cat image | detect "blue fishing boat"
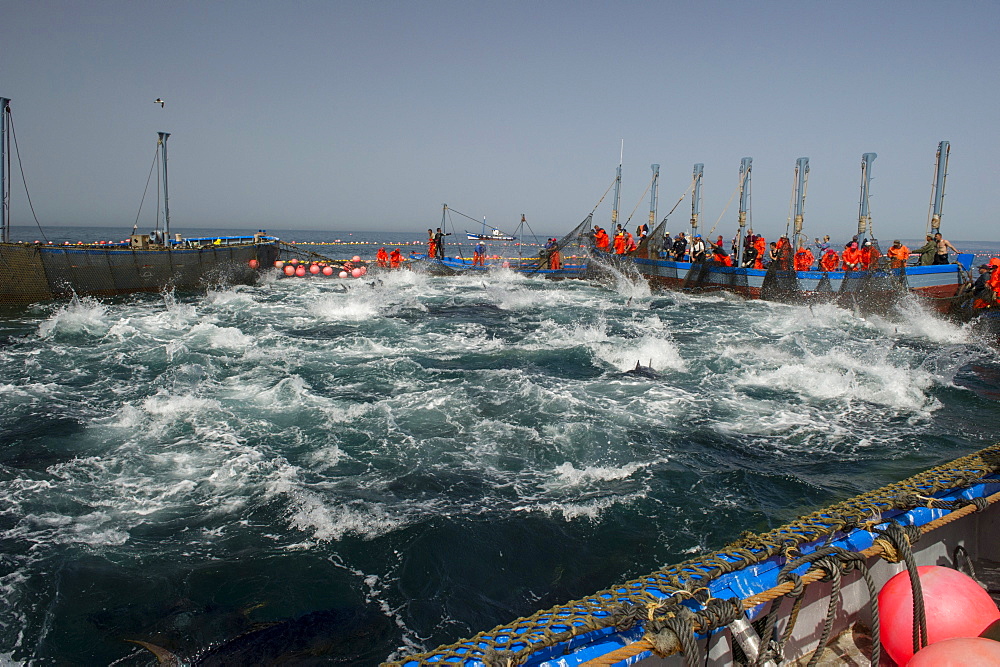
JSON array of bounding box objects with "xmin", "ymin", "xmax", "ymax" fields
[{"xmin": 600, "ymin": 145, "xmax": 973, "ymax": 313}]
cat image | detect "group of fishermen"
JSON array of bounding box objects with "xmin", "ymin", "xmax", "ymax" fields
[
  {"xmin": 375, "ymin": 247, "xmax": 404, "ymax": 269},
  {"xmin": 591, "ymin": 223, "xmax": 961, "ymax": 273}
]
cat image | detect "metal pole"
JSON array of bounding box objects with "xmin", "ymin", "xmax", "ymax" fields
[
  {"xmin": 158, "ymin": 132, "xmax": 171, "ymax": 242},
  {"xmin": 612, "ymin": 143, "xmax": 622, "ymax": 228},
  {"xmin": 930, "ymin": 141, "xmax": 949, "ymax": 233},
  {"xmin": 0, "ymin": 98, "xmax": 9, "ymax": 243},
  {"xmin": 691, "ymin": 163, "xmax": 704, "ymax": 236},
  {"xmin": 649, "ymin": 164, "xmax": 659, "ymax": 230},
  {"xmin": 736, "ymin": 157, "xmax": 752, "ymax": 267},
  {"xmin": 857, "ymin": 152, "xmax": 876, "ymax": 244},
  {"xmin": 792, "ymin": 157, "xmax": 809, "ymax": 250}
]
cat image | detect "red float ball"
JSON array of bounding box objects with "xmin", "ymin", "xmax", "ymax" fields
[
  {"xmin": 322, "ymin": 266, "xmax": 334, "ymax": 276},
  {"xmin": 274, "ymin": 260, "xmax": 284, "ymax": 269},
  {"xmin": 879, "ymin": 565, "xmax": 1000, "ymax": 665},
  {"xmin": 309, "ymin": 264, "xmax": 320, "ymax": 274},
  {"xmin": 907, "ymin": 636, "xmax": 1000, "ymax": 666},
  {"xmin": 283, "ymin": 265, "xmax": 295, "ymax": 276},
  {"xmin": 249, "ymin": 259, "xmax": 259, "ymax": 269},
  {"xmin": 294, "ymin": 266, "xmax": 306, "ymax": 277}
]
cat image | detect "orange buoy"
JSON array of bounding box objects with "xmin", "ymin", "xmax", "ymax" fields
[
  {"xmin": 275, "ymin": 260, "xmax": 285, "ymax": 269},
  {"xmin": 249, "ymin": 259, "xmax": 259, "ymax": 269},
  {"xmin": 908, "ymin": 636, "xmax": 1000, "ymax": 665},
  {"xmin": 879, "ymin": 565, "xmax": 1000, "ymax": 665},
  {"xmin": 352, "ymin": 255, "xmax": 361, "ymax": 262},
  {"xmin": 339, "ymin": 271, "xmax": 348, "ymax": 278},
  {"xmin": 294, "ymin": 266, "xmax": 306, "ymax": 277},
  {"xmin": 283, "ymin": 265, "xmax": 295, "ymax": 276},
  {"xmin": 309, "ymin": 264, "xmax": 320, "ymax": 274},
  {"xmin": 351, "ymin": 267, "xmax": 362, "ymax": 278},
  {"xmin": 290, "ymin": 258, "xmax": 299, "ymax": 265},
  {"xmin": 359, "ymin": 266, "xmax": 367, "ymax": 275},
  {"xmin": 322, "ymin": 266, "xmax": 334, "ymax": 276}
]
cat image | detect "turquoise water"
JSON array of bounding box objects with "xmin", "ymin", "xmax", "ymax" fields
[{"xmin": 1, "ymin": 226, "xmax": 999, "ymax": 664}]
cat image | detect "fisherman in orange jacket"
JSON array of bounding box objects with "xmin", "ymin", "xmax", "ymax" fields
[
  {"xmin": 613, "ymin": 229, "xmax": 627, "ymax": 254},
  {"xmin": 753, "ymin": 235, "xmax": 767, "ymax": 270},
  {"xmin": 426, "ymin": 229, "xmax": 437, "ymax": 258},
  {"xmin": 711, "ymin": 244, "xmax": 733, "ymax": 266},
  {"xmin": 819, "ymin": 248, "xmax": 839, "ymax": 272},
  {"xmin": 389, "ymin": 248, "xmax": 403, "ymax": 268},
  {"xmin": 376, "ymin": 247, "xmax": 389, "ymax": 268},
  {"xmin": 793, "ymin": 246, "xmax": 814, "ymax": 271},
  {"xmin": 886, "ymin": 240, "xmax": 910, "ymax": 268},
  {"xmin": 859, "ymin": 240, "xmax": 880, "ymax": 269},
  {"xmin": 594, "ymin": 227, "xmax": 610, "ymax": 250},
  {"xmin": 841, "ymin": 242, "xmax": 862, "ymax": 270}
]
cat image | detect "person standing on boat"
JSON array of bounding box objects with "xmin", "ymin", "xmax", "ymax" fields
[
  {"xmin": 765, "ymin": 242, "xmax": 778, "ymax": 267},
  {"xmin": 593, "ymin": 227, "xmax": 610, "ymax": 251},
  {"xmin": 613, "ymin": 228, "xmax": 626, "ymax": 254},
  {"xmin": 690, "ymin": 235, "xmax": 707, "ymax": 262},
  {"xmin": 932, "ymin": 232, "xmax": 959, "ymax": 265},
  {"xmin": 389, "ymin": 248, "xmax": 403, "ymax": 268},
  {"xmin": 427, "ymin": 229, "xmax": 437, "ymax": 258},
  {"xmin": 623, "ymin": 231, "xmax": 637, "ymax": 254},
  {"xmin": 915, "ymin": 235, "xmax": 936, "ymax": 265},
  {"xmin": 473, "ymin": 242, "xmax": 486, "ymax": 266},
  {"xmin": 820, "ymin": 247, "xmax": 839, "ymax": 272},
  {"xmin": 859, "ymin": 240, "xmax": 880, "ymax": 269},
  {"xmin": 886, "ymin": 240, "xmax": 910, "ymax": 268},
  {"xmin": 813, "ymin": 235, "xmax": 831, "ymax": 256},
  {"xmin": 672, "ymin": 232, "xmax": 687, "ymax": 261},
  {"xmin": 842, "ymin": 242, "xmax": 862, "ymax": 270},
  {"xmin": 376, "ymin": 247, "xmax": 389, "ymax": 268},
  {"xmin": 434, "ymin": 228, "xmax": 450, "ymax": 259},
  {"xmin": 794, "ymin": 244, "xmax": 814, "ymax": 271}
]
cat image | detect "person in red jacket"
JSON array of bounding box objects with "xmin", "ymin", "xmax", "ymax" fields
[
  {"xmin": 886, "ymin": 240, "xmax": 910, "ymax": 268},
  {"xmin": 819, "ymin": 248, "xmax": 839, "ymax": 272},
  {"xmin": 376, "ymin": 247, "xmax": 389, "ymax": 268},
  {"xmin": 389, "ymin": 248, "xmax": 403, "ymax": 268},
  {"xmin": 859, "ymin": 240, "xmax": 880, "ymax": 269},
  {"xmin": 793, "ymin": 246, "xmax": 814, "ymax": 271},
  {"xmin": 841, "ymin": 242, "xmax": 862, "ymax": 270}
]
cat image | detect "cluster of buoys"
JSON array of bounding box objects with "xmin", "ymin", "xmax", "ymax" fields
[
  {"xmin": 879, "ymin": 565, "xmax": 1000, "ymax": 664},
  {"xmin": 272, "ymin": 256, "xmax": 369, "ymax": 279}
]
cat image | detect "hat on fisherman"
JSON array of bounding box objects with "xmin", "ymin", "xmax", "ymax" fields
[
  {"xmin": 893, "ymin": 239, "xmax": 901, "ymax": 244},
  {"xmin": 979, "ymin": 264, "xmax": 992, "ymax": 270}
]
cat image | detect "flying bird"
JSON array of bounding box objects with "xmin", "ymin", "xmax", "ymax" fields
[{"xmin": 154, "ymin": 98, "xmax": 164, "ymax": 108}]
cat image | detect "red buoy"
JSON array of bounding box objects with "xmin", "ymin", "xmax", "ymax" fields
[
  {"xmin": 322, "ymin": 266, "xmax": 334, "ymax": 276},
  {"xmin": 274, "ymin": 260, "xmax": 285, "ymax": 269},
  {"xmin": 283, "ymin": 265, "xmax": 295, "ymax": 276},
  {"xmin": 294, "ymin": 266, "xmax": 306, "ymax": 277},
  {"xmin": 351, "ymin": 267, "xmax": 362, "ymax": 278},
  {"xmin": 249, "ymin": 259, "xmax": 259, "ymax": 269},
  {"xmin": 352, "ymin": 255, "xmax": 361, "ymax": 262},
  {"xmin": 879, "ymin": 565, "xmax": 1000, "ymax": 665},
  {"xmin": 339, "ymin": 271, "xmax": 348, "ymax": 278},
  {"xmin": 907, "ymin": 636, "xmax": 1000, "ymax": 665},
  {"xmin": 309, "ymin": 264, "xmax": 320, "ymax": 274}
]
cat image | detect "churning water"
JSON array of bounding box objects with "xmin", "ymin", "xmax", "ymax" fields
[{"xmin": 2, "ymin": 228, "xmax": 1000, "ymax": 664}]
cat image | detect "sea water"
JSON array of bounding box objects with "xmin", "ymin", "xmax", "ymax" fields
[{"xmin": 1, "ymin": 226, "xmax": 999, "ymax": 664}]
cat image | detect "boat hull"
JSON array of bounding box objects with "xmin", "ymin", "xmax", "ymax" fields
[
  {"xmin": 0, "ymin": 241, "xmax": 280, "ymax": 306},
  {"xmin": 612, "ymin": 252, "xmax": 974, "ymax": 313}
]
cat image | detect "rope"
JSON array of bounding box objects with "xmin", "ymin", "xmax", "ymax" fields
[
  {"xmin": 624, "ymin": 172, "xmax": 655, "ymax": 228},
  {"xmin": 705, "ymin": 176, "xmax": 742, "ymax": 239},
  {"xmin": 133, "ymin": 145, "xmax": 160, "ymax": 232}
]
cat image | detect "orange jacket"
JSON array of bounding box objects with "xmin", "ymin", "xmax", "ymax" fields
[
  {"xmin": 860, "ymin": 246, "xmax": 880, "ymax": 269},
  {"xmin": 819, "ymin": 250, "xmax": 839, "ymax": 272},
  {"xmin": 613, "ymin": 233, "xmax": 626, "ymax": 254},
  {"xmin": 595, "ymin": 229, "xmax": 610, "ymax": 250},
  {"xmin": 886, "ymin": 244, "xmax": 910, "ymax": 267},
  {"xmin": 389, "ymin": 250, "xmax": 402, "ymax": 268},
  {"xmin": 842, "ymin": 247, "xmax": 861, "ymax": 269},
  {"xmin": 376, "ymin": 248, "xmax": 389, "ymax": 267},
  {"xmin": 794, "ymin": 248, "xmax": 814, "ymax": 271}
]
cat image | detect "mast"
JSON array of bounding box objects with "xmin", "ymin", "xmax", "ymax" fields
[
  {"xmin": 1, "ymin": 98, "xmax": 9, "ymax": 243},
  {"xmin": 791, "ymin": 157, "xmax": 809, "ymax": 251},
  {"xmin": 690, "ymin": 163, "xmax": 704, "ymax": 237},
  {"xmin": 930, "ymin": 140, "xmax": 949, "ymax": 233},
  {"xmin": 611, "ymin": 141, "xmax": 622, "ymax": 228},
  {"xmin": 648, "ymin": 164, "xmax": 659, "ymax": 231},
  {"xmin": 857, "ymin": 152, "xmax": 876, "ymax": 245},
  {"xmin": 735, "ymin": 157, "xmax": 752, "ymax": 267},
  {"xmin": 158, "ymin": 132, "xmax": 171, "ymax": 242}
]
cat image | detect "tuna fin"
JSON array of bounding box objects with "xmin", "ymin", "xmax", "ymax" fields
[{"xmin": 125, "ymin": 640, "xmax": 182, "ymax": 666}]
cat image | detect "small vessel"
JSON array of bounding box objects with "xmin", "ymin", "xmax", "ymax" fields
[
  {"xmin": 466, "ymin": 210, "xmax": 518, "ymax": 241},
  {"xmin": 602, "ymin": 145, "xmax": 973, "ymax": 313},
  {"xmin": 0, "ymin": 97, "xmax": 279, "ymax": 307},
  {"xmin": 389, "ymin": 442, "xmax": 1000, "ymax": 666}
]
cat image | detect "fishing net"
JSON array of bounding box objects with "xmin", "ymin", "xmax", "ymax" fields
[{"xmin": 527, "ymin": 213, "xmax": 593, "ymax": 274}]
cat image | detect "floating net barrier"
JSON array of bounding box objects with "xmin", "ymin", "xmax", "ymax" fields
[
  {"xmin": 385, "ymin": 442, "xmax": 1000, "ymax": 666},
  {"xmin": 526, "ymin": 213, "xmax": 594, "ymax": 275}
]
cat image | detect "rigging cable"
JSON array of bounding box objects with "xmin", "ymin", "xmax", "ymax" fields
[
  {"xmin": 132, "ymin": 145, "xmax": 160, "ymax": 232},
  {"xmin": 7, "ymin": 108, "xmax": 48, "ymax": 243}
]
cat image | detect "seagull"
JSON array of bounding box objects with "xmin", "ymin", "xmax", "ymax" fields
[{"xmin": 154, "ymin": 98, "xmax": 164, "ymax": 108}]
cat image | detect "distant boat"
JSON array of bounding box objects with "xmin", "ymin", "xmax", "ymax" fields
[
  {"xmin": 0, "ymin": 97, "xmax": 279, "ymax": 307},
  {"xmin": 465, "ymin": 211, "xmax": 518, "ymax": 241}
]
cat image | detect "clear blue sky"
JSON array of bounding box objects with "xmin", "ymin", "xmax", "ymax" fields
[{"xmin": 5, "ymin": 1, "xmax": 999, "ymax": 240}]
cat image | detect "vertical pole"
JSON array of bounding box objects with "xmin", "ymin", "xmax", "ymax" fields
[
  {"xmin": 856, "ymin": 152, "xmax": 876, "ymax": 245},
  {"xmin": 611, "ymin": 140, "xmax": 622, "ymax": 228},
  {"xmin": 792, "ymin": 157, "xmax": 809, "ymax": 251},
  {"xmin": 930, "ymin": 141, "xmax": 949, "ymax": 233},
  {"xmin": 691, "ymin": 163, "xmax": 704, "ymax": 236},
  {"xmin": 735, "ymin": 157, "xmax": 752, "ymax": 267},
  {"xmin": 0, "ymin": 98, "xmax": 9, "ymax": 243},
  {"xmin": 158, "ymin": 132, "xmax": 171, "ymax": 242},
  {"xmin": 648, "ymin": 164, "xmax": 659, "ymax": 230}
]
